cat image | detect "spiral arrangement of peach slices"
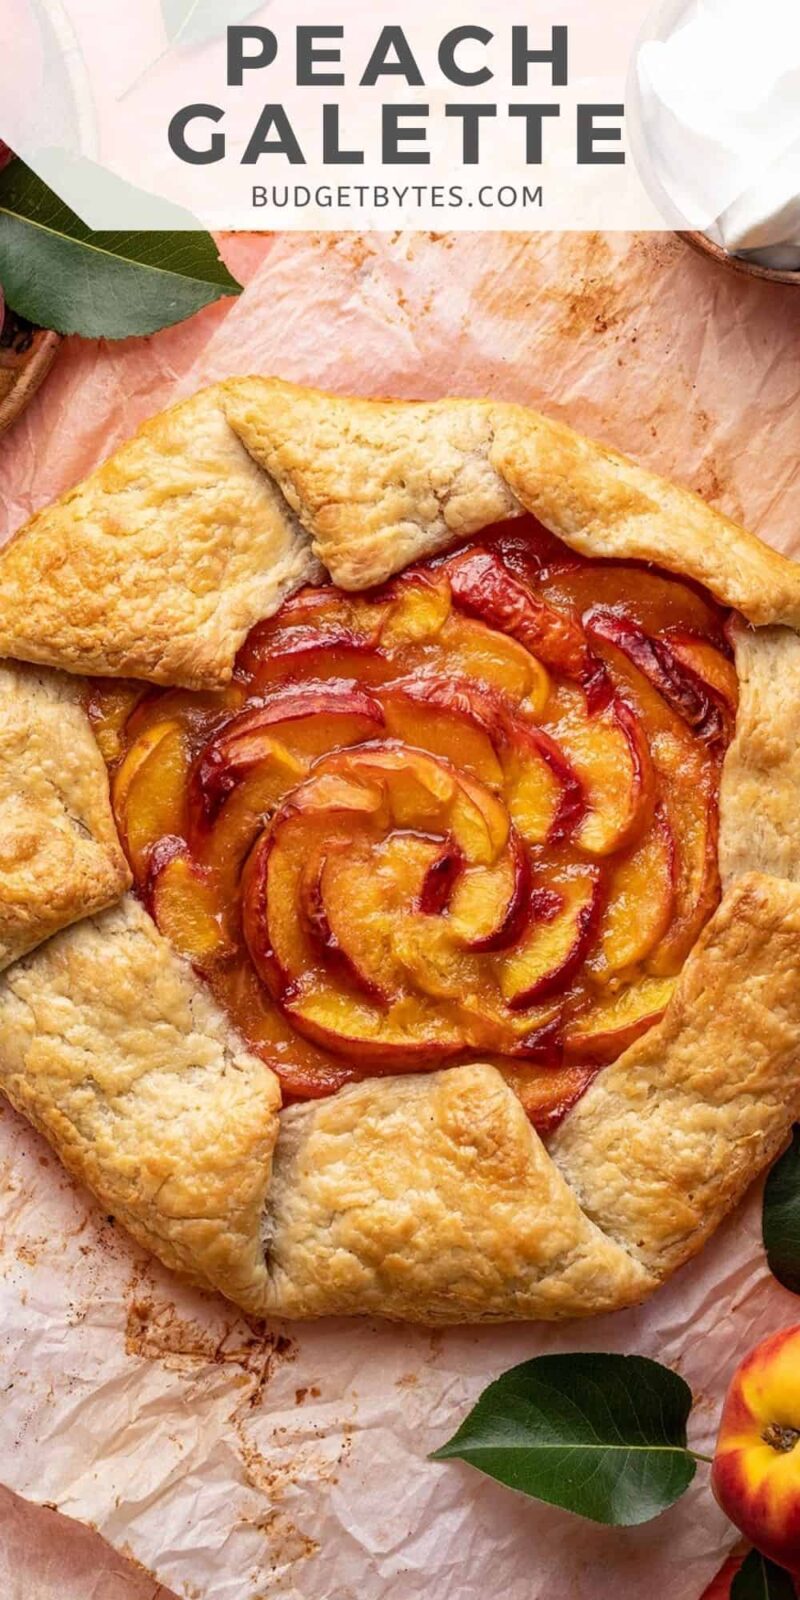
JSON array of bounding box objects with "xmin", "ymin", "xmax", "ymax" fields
[{"xmin": 91, "ymin": 519, "xmax": 738, "ymax": 1133}]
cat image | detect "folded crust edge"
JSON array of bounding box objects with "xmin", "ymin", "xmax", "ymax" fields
[{"xmin": 2, "ymin": 376, "xmax": 799, "ymax": 691}]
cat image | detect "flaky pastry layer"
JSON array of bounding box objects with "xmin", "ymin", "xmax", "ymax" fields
[
  {"xmin": 0, "ymin": 896, "xmax": 280, "ymax": 1313},
  {"xmin": 3, "ymin": 378, "xmax": 800, "ymax": 688},
  {"xmin": 0, "ymin": 386, "xmax": 321, "ymax": 688},
  {"xmin": 0, "ymin": 664, "xmax": 129, "ymax": 970}
]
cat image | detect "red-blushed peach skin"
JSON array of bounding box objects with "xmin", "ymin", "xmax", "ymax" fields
[
  {"xmin": 712, "ymin": 1327, "xmax": 800, "ymax": 1575},
  {"xmin": 95, "ymin": 517, "xmax": 737, "ymax": 1133}
]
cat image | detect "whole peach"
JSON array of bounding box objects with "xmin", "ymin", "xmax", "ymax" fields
[{"xmin": 712, "ymin": 1327, "xmax": 800, "ymax": 1576}]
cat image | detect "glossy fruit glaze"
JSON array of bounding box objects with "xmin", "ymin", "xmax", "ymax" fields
[{"xmin": 90, "ymin": 517, "xmax": 738, "ymax": 1134}]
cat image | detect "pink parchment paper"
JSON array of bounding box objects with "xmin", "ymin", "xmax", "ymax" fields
[{"xmin": 1, "ymin": 231, "xmax": 800, "ymax": 1600}]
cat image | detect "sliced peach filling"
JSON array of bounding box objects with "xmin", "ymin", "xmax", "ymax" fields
[{"xmin": 93, "ymin": 516, "xmax": 737, "ymax": 1134}]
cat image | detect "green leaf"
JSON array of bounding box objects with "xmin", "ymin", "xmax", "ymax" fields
[
  {"xmin": 763, "ymin": 1127, "xmax": 800, "ymax": 1295},
  {"xmin": 162, "ymin": 0, "xmax": 265, "ymax": 48},
  {"xmin": 731, "ymin": 1549, "xmax": 797, "ymax": 1599},
  {"xmin": 430, "ymin": 1352, "xmax": 697, "ymax": 1526},
  {"xmin": 0, "ymin": 159, "xmax": 242, "ymax": 338}
]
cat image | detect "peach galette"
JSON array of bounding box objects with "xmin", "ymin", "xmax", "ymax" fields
[{"xmin": 1, "ymin": 378, "xmax": 800, "ymax": 1324}]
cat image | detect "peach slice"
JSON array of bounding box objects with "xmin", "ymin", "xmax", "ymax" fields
[
  {"xmin": 243, "ymin": 625, "xmax": 393, "ymax": 693},
  {"xmin": 593, "ymin": 807, "xmax": 676, "ymax": 978},
  {"xmin": 544, "ymin": 685, "xmax": 655, "ymax": 857},
  {"xmin": 380, "ymin": 674, "xmax": 583, "ymax": 846},
  {"xmin": 302, "ymin": 852, "xmax": 393, "ymax": 1006},
  {"xmin": 666, "ymin": 630, "xmax": 739, "ymax": 725},
  {"xmin": 390, "ymin": 616, "xmax": 541, "ymax": 709},
  {"xmin": 500, "ymin": 866, "xmax": 603, "ymax": 1009},
  {"xmin": 302, "ymin": 833, "xmax": 439, "ymax": 1005},
  {"xmin": 585, "ymin": 610, "xmax": 730, "ymax": 748},
  {"xmin": 380, "ymin": 597, "xmax": 551, "ymax": 715},
  {"xmin": 539, "ymin": 562, "xmax": 725, "ymax": 638},
  {"xmin": 565, "ymin": 975, "xmax": 676, "ymax": 1061},
  {"xmin": 379, "ymin": 680, "xmax": 504, "ymax": 787},
  {"xmin": 124, "ymin": 683, "xmax": 244, "ymax": 746},
  {"xmin": 647, "ymin": 774, "xmax": 720, "ymax": 976},
  {"xmin": 86, "ymin": 680, "xmax": 148, "ymax": 764},
  {"xmin": 494, "ymin": 1059, "xmax": 599, "ymax": 1134},
  {"xmin": 449, "ymin": 833, "xmax": 532, "ymax": 952},
  {"xmin": 434, "ymin": 613, "xmax": 551, "ymax": 713},
  {"xmin": 390, "ymin": 915, "xmax": 561, "ymax": 1053},
  {"xmin": 112, "ymin": 719, "xmax": 189, "ymax": 875},
  {"xmin": 192, "ymin": 683, "xmax": 385, "ymax": 822},
  {"xmin": 389, "ymin": 915, "xmax": 476, "ymax": 1006},
  {"xmin": 445, "ymin": 545, "xmax": 609, "ymax": 707},
  {"xmin": 258, "ymin": 583, "xmax": 382, "ymax": 636},
  {"xmin": 502, "ymin": 721, "xmax": 585, "ymax": 845},
  {"xmin": 378, "ymin": 570, "xmax": 452, "ymax": 646},
  {"xmin": 480, "ymin": 514, "xmax": 581, "ymax": 579},
  {"xmin": 589, "ymin": 633, "xmax": 723, "ymax": 977},
  {"xmin": 147, "ymin": 841, "xmax": 229, "ymax": 968},
  {"xmin": 282, "ymin": 984, "xmax": 465, "ymax": 1066},
  {"xmin": 323, "ymin": 744, "xmax": 510, "ymax": 864},
  {"xmin": 190, "ymin": 738, "xmax": 307, "ymax": 898}
]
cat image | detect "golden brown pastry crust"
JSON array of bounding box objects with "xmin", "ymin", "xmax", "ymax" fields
[
  {"xmin": 0, "ymin": 386, "xmax": 322, "ymax": 689},
  {"xmin": 222, "ymin": 379, "xmax": 800, "ymax": 624},
  {"xmin": 2, "ymin": 377, "xmax": 800, "ymax": 1324},
  {"xmin": 719, "ymin": 622, "xmax": 800, "ymax": 886},
  {"xmin": 0, "ymin": 663, "xmax": 130, "ymax": 971},
  {"xmin": 4, "ymin": 378, "xmax": 800, "ymax": 690},
  {"xmin": 549, "ymin": 875, "xmax": 800, "ymax": 1283},
  {"xmin": 0, "ymin": 895, "xmax": 281, "ymax": 1314},
  {"xmin": 261, "ymin": 1064, "xmax": 655, "ymax": 1323}
]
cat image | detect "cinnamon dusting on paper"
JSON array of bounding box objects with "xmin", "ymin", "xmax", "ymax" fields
[
  {"xmin": 233, "ymin": 1419, "xmax": 354, "ymax": 1579},
  {"xmin": 124, "ymin": 1263, "xmax": 297, "ymax": 1399},
  {"xmin": 318, "ymin": 232, "xmax": 378, "ymax": 275},
  {"xmin": 15, "ymin": 1240, "xmax": 44, "ymax": 1266},
  {"xmin": 548, "ymin": 234, "xmax": 624, "ymax": 339},
  {"xmin": 121, "ymin": 1261, "xmax": 352, "ymax": 1579},
  {"xmin": 295, "ymin": 1384, "xmax": 321, "ymax": 1405},
  {"xmin": 688, "ymin": 425, "xmax": 745, "ymax": 521}
]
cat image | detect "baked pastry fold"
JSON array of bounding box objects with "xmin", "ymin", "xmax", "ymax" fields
[
  {"xmin": 0, "ymin": 664, "xmax": 129, "ymax": 971},
  {"xmin": 4, "ymin": 380, "xmax": 800, "ymax": 689}
]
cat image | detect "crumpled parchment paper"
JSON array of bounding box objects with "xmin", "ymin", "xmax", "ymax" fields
[
  {"xmin": 0, "ymin": 1484, "xmax": 177, "ymax": 1600},
  {"xmin": 1, "ymin": 230, "xmax": 800, "ymax": 1600}
]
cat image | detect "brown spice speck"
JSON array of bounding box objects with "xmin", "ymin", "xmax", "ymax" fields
[
  {"xmin": 15, "ymin": 1240, "xmax": 45, "ymax": 1267},
  {"xmin": 294, "ymin": 1383, "xmax": 322, "ymax": 1406},
  {"xmin": 124, "ymin": 1270, "xmax": 297, "ymax": 1405}
]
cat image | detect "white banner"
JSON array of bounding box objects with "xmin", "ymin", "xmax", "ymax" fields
[{"xmin": 2, "ymin": 0, "xmax": 666, "ymax": 230}]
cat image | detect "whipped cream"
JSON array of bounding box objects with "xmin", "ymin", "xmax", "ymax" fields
[{"xmin": 637, "ymin": 0, "xmax": 800, "ymax": 270}]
